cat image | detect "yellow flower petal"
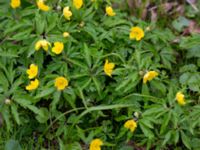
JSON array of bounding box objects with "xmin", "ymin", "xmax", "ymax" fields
[
  {"xmin": 26, "ymin": 64, "xmax": 38, "ymax": 79},
  {"xmin": 26, "ymin": 79, "xmax": 39, "ymax": 91},
  {"xmin": 143, "ymin": 71, "xmax": 158, "ymax": 84},
  {"xmin": 124, "ymin": 119, "xmax": 137, "ymax": 132},
  {"xmin": 37, "ymin": 0, "xmax": 50, "ymax": 11},
  {"xmin": 54, "ymin": 77, "xmax": 68, "ymax": 90},
  {"xmin": 10, "ymin": 0, "xmax": 21, "ymax": 9},
  {"xmin": 176, "ymin": 92, "xmax": 186, "ymax": 106},
  {"xmin": 89, "ymin": 139, "xmax": 103, "ymax": 150},
  {"xmin": 105, "ymin": 6, "xmax": 116, "ymax": 16},
  {"xmin": 73, "ymin": 0, "xmax": 83, "ymax": 9},
  {"xmin": 129, "ymin": 27, "xmax": 144, "ymax": 41},
  {"xmin": 63, "ymin": 7, "xmax": 72, "ymax": 20},
  {"xmin": 104, "ymin": 59, "xmax": 115, "ymax": 77},
  {"xmin": 52, "ymin": 42, "xmax": 64, "ymax": 55},
  {"xmin": 35, "ymin": 40, "xmax": 50, "ymax": 51}
]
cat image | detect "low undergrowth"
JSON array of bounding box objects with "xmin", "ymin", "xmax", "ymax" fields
[{"xmin": 0, "ymin": 0, "xmax": 200, "ymax": 150}]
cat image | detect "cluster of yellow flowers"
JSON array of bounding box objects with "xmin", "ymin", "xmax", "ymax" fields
[
  {"xmin": 26, "ymin": 63, "xmax": 68, "ymax": 91},
  {"xmin": 35, "ymin": 39, "xmax": 64, "ymax": 55},
  {"xmin": 10, "ymin": 0, "xmax": 84, "ymax": 10},
  {"xmin": 26, "ymin": 64, "xmax": 39, "ymax": 90}
]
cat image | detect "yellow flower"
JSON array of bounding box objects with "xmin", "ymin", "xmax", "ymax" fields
[
  {"xmin": 73, "ymin": 0, "xmax": 83, "ymax": 9},
  {"xmin": 89, "ymin": 139, "xmax": 103, "ymax": 150},
  {"xmin": 37, "ymin": 0, "xmax": 50, "ymax": 11},
  {"xmin": 26, "ymin": 79, "xmax": 39, "ymax": 91},
  {"xmin": 63, "ymin": 32, "xmax": 70, "ymax": 38},
  {"xmin": 105, "ymin": 6, "xmax": 116, "ymax": 16},
  {"xmin": 104, "ymin": 59, "xmax": 115, "ymax": 77},
  {"xmin": 26, "ymin": 64, "xmax": 38, "ymax": 79},
  {"xmin": 52, "ymin": 42, "xmax": 64, "ymax": 54},
  {"xmin": 124, "ymin": 119, "xmax": 137, "ymax": 132},
  {"xmin": 63, "ymin": 7, "xmax": 72, "ymax": 20},
  {"xmin": 10, "ymin": 0, "xmax": 21, "ymax": 9},
  {"xmin": 143, "ymin": 71, "xmax": 158, "ymax": 84},
  {"xmin": 55, "ymin": 77, "xmax": 68, "ymax": 90},
  {"xmin": 35, "ymin": 40, "xmax": 51, "ymax": 51},
  {"xmin": 129, "ymin": 27, "xmax": 145, "ymax": 41},
  {"xmin": 176, "ymin": 92, "xmax": 186, "ymax": 106}
]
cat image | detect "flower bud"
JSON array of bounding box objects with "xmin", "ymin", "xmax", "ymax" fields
[
  {"xmin": 5, "ymin": 99, "xmax": 11, "ymax": 105},
  {"xmin": 139, "ymin": 71, "xmax": 144, "ymax": 76}
]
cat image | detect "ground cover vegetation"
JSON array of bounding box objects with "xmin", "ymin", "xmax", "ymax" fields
[{"xmin": 0, "ymin": 0, "xmax": 200, "ymax": 149}]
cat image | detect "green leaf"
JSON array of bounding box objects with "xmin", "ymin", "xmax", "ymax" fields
[
  {"xmin": 35, "ymin": 12, "xmax": 46, "ymax": 35},
  {"xmin": 160, "ymin": 111, "xmax": 171, "ymax": 134},
  {"xmin": 181, "ymin": 131, "xmax": 191, "ymax": 150},
  {"xmin": 92, "ymin": 77, "xmax": 101, "ymax": 96},
  {"xmin": 34, "ymin": 87, "xmax": 55, "ymax": 99},
  {"xmin": 5, "ymin": 139, "xmax": 21, "ymax": 150},
  {"xmin": 139, "ymin": 122, "xmax": 154, "ymax": 139},
  {"xmin": 0, "ymin": 71, "xmax": 9, "ymax": 91},
  {"xmin": 83, "ymin": 43, "xmax": 92, "ymax": 67},
  {"xmin": 162, "ymin": 131, "xmax": 172, "ymax": 146},
  {"xmin": 46, "ymin": 13, "xmax": 58, "ymax": 33},
  {"xmin": 172, "ymin": 16, "xmax": 189, "ymax": 32},
  {"xmin": 151, "ymin": 80, "xmax": 166, "ymax": 95},
  {"xmin": 76, "ymin": 126, "xmax": 86, "ymax": 143},
  {"xmin": 35, "ymin": 108, "xmax": 49, "ymax": 123},
  {"xmin": 115, "ymin": 78, "xmax": 132, "ymax": 91},
  {"xmin": 1, "ymin": 107, "xmax": 11, "ymax": 131},
  {"xmin": 63, "ymin": 89, "xmax": 76, "ymax": 109},
  {"xmin": 173, "ymin": 130, "xmax": 179, "ymax": 144},
  {"xmin": 143, "ymin": 105, "xmax": 164, "ymax": 116},
  {"xmin": 139, "ymin": 118, "xmax": 154, "ymax": 129},
  {"xmin": 66, "ymin": 142, "xmax": 82, "ymax": 150},
  {"xmin": 50, "ymin": 91, "xmax": 61, "ymax": 111},
  {"xmin": 11, "ymin": 104, "xmax": 20, "ymax": 125}
]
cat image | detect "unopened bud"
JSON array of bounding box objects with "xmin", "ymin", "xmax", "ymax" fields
[
  {"xmin": 63, "ymin": 32, "xmax": 70, "ymax": 38},
  {"xmin": 139, "ymin": 71, "xmax": 144, "ymax": 76},
  {"xmin": 145, "ymin": 26, "xmax": 151, "ymax": 31},
  {"xmin": 134, "ymin": 112, "xmax": 139, "ymax": 118},
  {"xmin": 79, "ymin": 21, "xmax": 85, "ymax": 27},
  {"xmin": 57, "ymin": 5, "xmax": 61, "ymax": 11},
  {"xmin": 5, "ymin": 99, "xmax": 11, "ymax": 105}
]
